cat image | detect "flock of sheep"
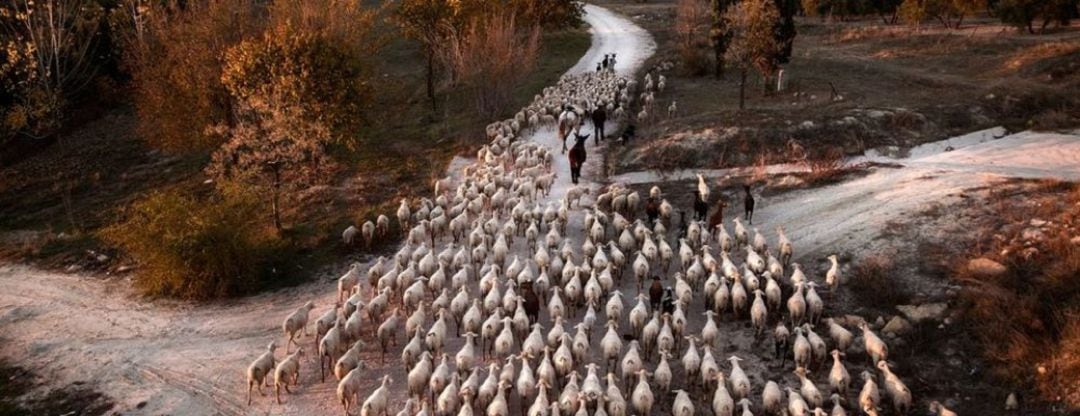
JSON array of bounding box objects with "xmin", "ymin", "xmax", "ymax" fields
[{"xmin": 242, "ymin": 62, "xmax": 955, "ymax": 416}]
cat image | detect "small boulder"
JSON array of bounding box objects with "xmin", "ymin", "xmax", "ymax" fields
[
  {"xmin": 882, "ymin": 316, "xmax": 913, "ymax": 336},
  {"xmin": 897, "ymin": 303, "xmax": 949, "ymax": 323},
  {"xmin": 967, "ymin": 258, "xmax": 1007, "ymax": 278}
]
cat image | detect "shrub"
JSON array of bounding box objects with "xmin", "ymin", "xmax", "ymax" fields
[
  {"xmin": 102, "ymin": 187, "xmax": 288, "ymax": 300},
  {"xmin": 803, "ymin": 146, "xmax": 846, "ymax": 184},
  {"xmin": 849, "ymin": 254, "xmax": 911, "ymax": 305},
  {"xmin": 675, "ymin": 0, "xmax": 713, "ymax": 76},
  {"xmin": 441, "ymin": 12, "xmax": 540, "ymax": 117}
]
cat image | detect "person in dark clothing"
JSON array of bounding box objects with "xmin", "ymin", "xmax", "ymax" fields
[
  {"xmin": 620, "ymin": 124, "xmax": 635, "ymax": 145},
  {"xmin": 602, "ymin": 54, "xmax": 609, "ymax": 70},
  {"xmin": 649, "ymin": 276, "xmax": 663, "ymax": 311},
  {"xmin": 596, "ymin": 62, "xmax": 602, "ymax": 72},
  {"xmin": 677, "ymin": 211, "xmax": 688, "ymax": 239},
  {"xmin": 660, "ymin": 287, "xmax": 676, "ymax": 315},
  {"xmin": 744, "ymin": 184, "xmax": 756, "ymax": 224},
  {"xmin": 645, "ymin": 196, "xmax": 660, "ymax": 225},
  {"xmin": 591, "ymin": 106, "xmax": 607, "ymax": 144}
]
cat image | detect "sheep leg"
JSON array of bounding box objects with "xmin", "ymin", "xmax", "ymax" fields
[
  {"xmin": 276, "ymin": 384, "xmax": 283, "ymax": 404},
  {"xmin": 247, "ymin": 382, "xmax": 254, "ymax": 406}
]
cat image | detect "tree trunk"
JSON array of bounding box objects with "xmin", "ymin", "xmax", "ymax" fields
[
  {"xmin": 271, "ymin": 166, "xmax": 282, "ymax": 233},
  {"xmin": 426, "ymin": 46, "xmax": 437, "ymax": 111},
  {"xmin": 739, "ymin": 69, "xmax": 747, "ymax": 110}
]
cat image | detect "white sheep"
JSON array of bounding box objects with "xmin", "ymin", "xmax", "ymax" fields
[
  {"xmin": 338, "ymin": 366, "xmax": 366, "ymax": 415},
  {"xmin": 246, "ymin": 341, "xmax": 277, "ymax": 405},
  {"xmin": 673, "ymin": 389, "xmax": 694, "ymax": 416},
  {"xmin": 859, "ymin": 321, "xmax": 889, "ymax": 365},
  {"xmin": 361, "ymin": 375, "xmax": 392, "ymax": 416},
  {"xmin": 631, "ymin": 369, "xmax": 653, "ymax": 416},
  {"xmin": 877, "ymin": 361, "xmax": 912, "ymax": 415},
  {"xmin": 274, "ymin": 348, "xmax": 303, "ymax": 404},
  {"xmin": 342, "ymin": 225, "xmax": 359, "ymax": 246},
  {"xmin": 282, "ymin": 301, "xmax": 315, "ymax": 352}
]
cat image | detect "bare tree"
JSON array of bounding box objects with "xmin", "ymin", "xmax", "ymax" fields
[
  {"xmin": 675, "ymin": 0, "xmax": 713, "ymax": 75},
  {"xmin": 206, "ymin": 99, "xmax": 337, "ymax": 233},
  {"xmin": 441, "ymin": 11, "xmax": 541, "ymax": 117},
  {"xmin": 396, "ymin": 0, "xmax": 456, "ymax": 110},
  {"xmin": 1, "ymin": 0, "xmax": 102, "ymax": 138}
]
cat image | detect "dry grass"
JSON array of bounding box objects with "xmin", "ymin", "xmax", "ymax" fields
[
  {"xmin": 949, "ymin": 182, "xmax": 1080, "ymax": 408},
  {"xmin": 802, "ymin": 146, "xmax": 847, "ymax": 184},
  {"xmin": 849, "ymin": 253, "xmax": 912, "ymax": 306}
]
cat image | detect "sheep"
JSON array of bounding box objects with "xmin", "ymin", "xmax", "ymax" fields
[
  {"xmin": 751, "ymin": 289, "xmax": 768, "ymax": 336},
  {"xmin": 654, "ymin": 351, "xmax": 673, "ymax": 395},
  {"xmin": 681, "ymin": 338, "xmax": 701, "ymax": 389},
  {"xmin": 246, "ymin": 341, "xmax": 277, "ymax": 405},
  {"xmin": 283, "ymin": 301, "xmax": 315, "ymax": 352},
  {"xmin": 793, "ymin": 327, "xmax": 811, "ymax": 370},
  {"xmin": 338, "ymin": 366, "xmax": 367, "ymax": 416},
  {"xmin": 376, "ymin": 308, "xmax": 402, "ymax": 363},
  {"xmin": 601, "ymin": 320, "xmax": 623, "ymax": 371},
  {"xmin": 335, "ymin": 337, "xmax": 368, "ymax": 377},
  {"xmin": 929, "ymin": 401, "xmax": 959, "ymax": 416},
  {"xmin": 804, "ymin": 323, "xmax": 828, "ymax": 369},
  {"xmin": 362, "ymin": 220, "xmax": 376, "ymax": 247},
  {"xmin": 274, "ymin": 348, "xmax": 303, "ymax": 404},
  {"xmin": 859, "ymin": 321, "xmax": 889, "ymax": 365},
  {"xmin": 787, "ymin": 283, "xmax": 807, "ymax": 328},
  {"xmin": 795, "ymin": 367, "xmax": 824, "ymax": 409},
  {"xmin": 343, "ymin": 225, "xmax": 360, "ymax": 246},
  {"xmin": 829, "ymin": 349, "xmax": 851, "ymax": 397},
  {"xmin": 857, "ymin": 371, "xmax": 880, "ymax": 416},
  {"xmin": 830, "ymin": 393, "xmax": 847, "ymax": 416},
  {"xmin": 438, "ymin": 373, "xmax": 462, "ymax": 416},
  {"xmin": 712, "ymin": 372, "xmax": 735, "ymax": 416},
  {"xmin": 319, "ymin": 319, "xmax": 347, "ymax": 382},
  {"xmin": 408, "ymin": 351, "xmax": 434, "ymax": 401},
  {"xmin": 762, "ymin": 380, "xmax": 784, "ymax": 416},
  {"xmin": 377, "ymin": 214, "xmax": 390, "ymax": 237},
  {"xmin": 876, "ymin": 361, "xmax": 912, "ymax": 415},
  {"xmin": 361, "ymin": 375, "xmax": 392, "ymax": 416},
  {"xmin": 825, "ymin": 254, "xmax": 841, "ymax": 294},
  {"xmin": 728, "ymin": 356, "xmax": 751, "ymax": 400},
  {"xmin": 631, "ymin": 369, "xmax": 653, "ymax": 416},
  {"xmin": 668, "ymin": 101, "xmax": 678, "ymax": 118},
  {"xmin": 673, "ymin": 390, "xmax": 695, "ymax": 416},
  {"xmin": 806, "ymin": 282, "xmax": 824, "ymax": 324},
  {"xmin": 825, "ymin": 318, "xmax": 854, "ymax": 354}
]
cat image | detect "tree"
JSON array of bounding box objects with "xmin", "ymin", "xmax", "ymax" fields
[
  {"xmin": 510, "ymin": 0, "xmax": 585, "ymax": 29},
  {"xmin": 710, "ymin": 0, "xmax": 736, "ymax": 78},
  {"xmin": 724, "ymin": 0, "xmax": 783, "ymax": 109},
  {"xmin": 995, "ymin": 0, "xmax": 1078, "ymax": 33},
  {"xmin": 207, "ymin": 100, "xmax": 337, "ymax": 233},
  {"xmin": 119, "ymin": 0, "xmax": 264, "ymax": 152},
  {"xmin": 396, "ymin": 0, "xmax": 456, "ymax": 110},
  {"xmin": 212, "ymin": 28, "xmax": 373, "ymax": 231},
  {"xmin": 773, "ymin": 0, "xmax": 798, "ymax": 65},
  {"xmin": 0, "ymin": 0, "xmax": 103, "ymax": 139},
  {"xmin": 221, "ymin": 26, "xmax": 373, "ymax": 146},
  {"xmin": 676, "ymin": 0, "xmax": 713, "ymax": 75}
]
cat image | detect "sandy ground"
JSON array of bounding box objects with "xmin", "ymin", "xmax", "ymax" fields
[{"xmin": 1, "ymin": 3, "xmax": 1078, "ymax": 415}]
